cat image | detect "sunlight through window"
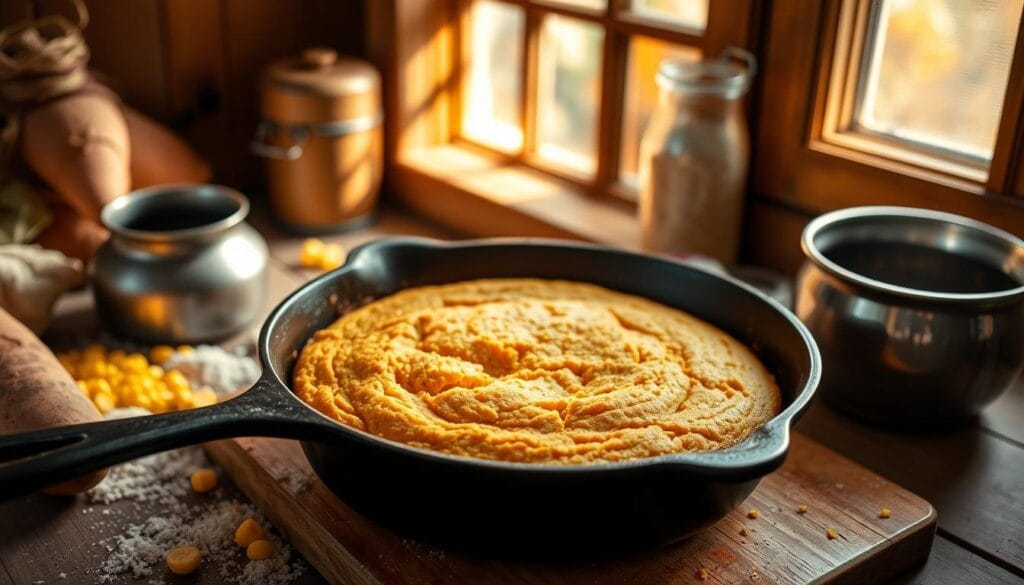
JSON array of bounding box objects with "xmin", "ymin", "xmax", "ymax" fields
[
  {"xmin": 462, "ymin": 0, "xmax": 525, "ymax": 152},
  {"xmin": 535, "ymin": 14, "xmax": 604, "ymax": 176}
]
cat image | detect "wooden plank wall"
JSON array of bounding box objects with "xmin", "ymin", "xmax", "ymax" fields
[{"xmin": 1, "ymin": 0, "xmax": 367, "ymax": 190}]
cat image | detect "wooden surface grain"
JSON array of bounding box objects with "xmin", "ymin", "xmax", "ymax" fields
[
  {"xmin": 797, "ymin": 397, "xmax": 1024, "ymax": 576},
  {"xmin": 205, "ymin": 433, "xmax": 936, "ymax": 585}
]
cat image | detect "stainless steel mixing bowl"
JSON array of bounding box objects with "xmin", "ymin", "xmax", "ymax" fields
[{"xmin": 796, "ymin": 206, "xmax": 1024, "ymax": 427}]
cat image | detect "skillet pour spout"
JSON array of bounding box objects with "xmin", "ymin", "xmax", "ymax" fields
[{"xmin": 0, "ymin": 237, "xmax": 820, "ymax": 555}]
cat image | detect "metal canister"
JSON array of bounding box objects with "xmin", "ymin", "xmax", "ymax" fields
[{"xmin": 252, "ymin": 48, "xmax": 383, "ymax": 231}]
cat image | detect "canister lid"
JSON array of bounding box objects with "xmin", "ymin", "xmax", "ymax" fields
[
  {"xmin": 260, "ymin": 47, "xmax": 381, "ymax": 124},
  {"xmin": 263, "ymin": 47, "xmax": 380, "ymax": 98}
]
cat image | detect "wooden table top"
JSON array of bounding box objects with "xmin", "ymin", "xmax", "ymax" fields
[{"xmin": 1, "ymin": 205, "xmax": 1022, "ymax": 585}]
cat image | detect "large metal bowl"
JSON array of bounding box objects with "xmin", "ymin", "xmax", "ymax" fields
[{"xmin": 796, "ymin": 206, "xmax": 1024, "ymax": 427}]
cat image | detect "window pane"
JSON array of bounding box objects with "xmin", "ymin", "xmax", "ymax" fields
[
  {"xmin": 631, "ymin": 0, "xmax": 708, "ymax": 31},
  {"xmin": 856, "ymin": 0, "xmax": 1024, "ymax": 161},
  {"xmin": 620, "ymin": 37, "xmax": 701, "ymax": 187},
  {"xmin": 462, "ymin": 0, "xmax": 525, "ymax": 152},
  {"xmin": 535, "ymin": 15, "xmax": 604, "ymax": 176}
]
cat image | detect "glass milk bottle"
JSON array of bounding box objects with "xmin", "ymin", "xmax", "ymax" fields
[{"xmin": 638, "ymin": 49, "xmax": 756, "ymax": 264}]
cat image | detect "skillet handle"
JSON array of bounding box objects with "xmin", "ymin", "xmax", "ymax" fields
[{"xmin": 0, "ymin": 376, "xmax": 340, "ymax": 501}]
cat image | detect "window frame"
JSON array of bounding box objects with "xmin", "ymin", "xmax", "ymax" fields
[{"xmin": 752, "ymin": 0, "xmax": 1024, "ymax": 237}]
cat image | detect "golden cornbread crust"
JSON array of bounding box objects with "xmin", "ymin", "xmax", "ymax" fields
[{"xmin": 294, "ymin": 279, "xmax": 781, "ymax": 464}]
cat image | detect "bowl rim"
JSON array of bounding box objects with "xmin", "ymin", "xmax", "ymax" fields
[
  {"xmin": 259, "ymin": 236, "xmax": 822, "ymax": 479},
  {"xmin": 801, "ymin": 205, "xmax": 1024, "ymax": 307},
  {"xmin": 101, "ymin": 183, "xmax": 250, "ymax": 242}
]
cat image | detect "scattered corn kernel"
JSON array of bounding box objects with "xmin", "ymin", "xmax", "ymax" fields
[
  {"xmin": 299, "ymin": 238, "xmax": 346, "ymax": 271},
  {"xmin": 826, "ymin": 527, "xmax": 838, "ymax": 540},
  {"xmin": 149, "ymin": 345, "xmax": 175, "ymax": 364},
  {"xmin": 166, "ymin": 546, "xmax": 202, "ymax": 575},
  {"xmin": 747, "ymin": 509, "xmax": 760, "ymax": 519},
  {"xmin": 246, "ymin": 539, "xmax": 273, "ymax": 561},
  {"xmin": 797, "ymin": 504, "xmax": 809, "ymax": 514},
  {"xmin": 57, "ymin": 344, "xmax": 215, "ymax": 414},
  {"xmin": 190, "ymin": 468, "xmax": 218, "ymax": 493},
  {"xmin": 695, "ymin": 567, "xmax": 710, "ymax": 581},
  {"xmin": 319, "ymin": 243, "xmax": 346, "ymax": 271},
  {"xmin": 234, "ymin": 518, "xmax": 266, "ymax": 548},
  {"xmin": 299, "ymin": 238, "xmax": 326, "ymax": 268},
  {"xmin": 879, "ymin": 508, "xmax": 892, "ymax": 519}
]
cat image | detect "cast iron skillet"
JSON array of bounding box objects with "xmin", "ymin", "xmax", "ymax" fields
[{"xmin": 0, "ymin": 238, "xmax": 820, "ymax": 555}]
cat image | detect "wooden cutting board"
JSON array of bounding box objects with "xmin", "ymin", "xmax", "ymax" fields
[{"xmin": 204, "ymin": 433, "xmax": 936, "ymax": 584}]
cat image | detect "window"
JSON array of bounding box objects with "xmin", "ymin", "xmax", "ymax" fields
[
  {"xmin": 821, "ymin": 0, "xmax": 1024, "ymax": 182},
  {"xmin": 389, "ymin": 0, "xmax": 756, "ymax": 208},
  {"xmin": 373, "ymin": 0, "xmax": 1024, "ymax": 270},
  {"xmin": 755, "ymin": 0, "xmax": 1024, "ymax": 243}
]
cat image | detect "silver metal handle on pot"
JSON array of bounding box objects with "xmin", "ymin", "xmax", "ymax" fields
[{"xmin": 250, "ymin": 121, "xmax": 308, "ymax": 160}]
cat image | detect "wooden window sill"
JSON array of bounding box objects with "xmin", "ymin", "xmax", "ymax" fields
[{"xmin": 392, "ymin": 144, "xmax": 640, "ymax": 248}]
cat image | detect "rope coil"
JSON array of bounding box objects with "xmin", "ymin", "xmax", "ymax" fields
[{"xmin": 0, "ymin": 0, "xmax": 91, "ymax": 169}]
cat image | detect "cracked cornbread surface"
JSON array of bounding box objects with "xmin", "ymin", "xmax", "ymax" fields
[{"xmin": 293, "ymin": 279, "xmax": 780, "ymax": 464}]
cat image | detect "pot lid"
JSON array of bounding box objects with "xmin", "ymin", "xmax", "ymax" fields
[{"xmin": 263, "ymin": 47, "xmax": 379, "ymax": 97}]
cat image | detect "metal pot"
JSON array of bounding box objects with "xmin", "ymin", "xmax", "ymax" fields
[
  {"xmin": 796, "ymin": 206, "xmax": 1024, "ymax": 427},
  {"xmin": 92, "ymin": 184, "xmax": 268, "ymax": 343},
  {"xmin": 2, "ymin": 239, "xmax": 820, "ymax": 555}
]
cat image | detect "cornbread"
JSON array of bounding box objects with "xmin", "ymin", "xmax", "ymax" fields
[{"xmin": 294, "ymin": 279, "xmax": 781, "ymax": 464}]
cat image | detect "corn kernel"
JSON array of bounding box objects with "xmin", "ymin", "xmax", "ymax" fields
[
  {"xmin": 797, "ymin": 504, "xmax": 809, "ymax": 514},
  {"xmin": 747, "ymin": 509, "xmax": 760, "ymax": 519},
  {"xmin": 826, "ymin": 527, "xmax": 838, "ymax": 540},
  {"xmin": 190, "ymin": 468, "xmax": 218, "ymax": 493},
  {"xmin": 176, "ymin": 345, "xmax": 194, "ymax": 354},
  {"xmin": 192, "ymin": 388, "xmax": 219, "ymax": 407},
  {"xmin": 122, "ymin": 353, "xmax": 148, "ymax": 372},
  {"xmin": 149, "ymin": 345, "xmax": 175, "ymax": 364},
  {"xmin": 246, "ymin": 539, "xmax": 273, "ymax": 561},
  {"xmin": 150, "ymin": 394, "xmax": 168, "ymax": 412},
  {"xmin": 94, "ymin": 378, "xmax": 113, "ymax": 396},
  {"xmin": 299, "ymin": 238, "xmax": 326, "ymax": 269},
  {"xmin": 319, "ymin": 243, "xmax": 346, "ymax": 271},
  {"xmin": 234, "ymin": 518, "xmax": 266, "ymax": 548},
  {"xmin": 93, "ymin": 391, "xmax": 116, "ymax": 413},
  {"xmin": 165, "ymin": 370, "xmax": 190, "ymax": 392},
  {"xmin": 134, "ymin": 393, "xmax": 153, "ymax": 409},
  {"xmin": 166, "ymin": 546, "xmax": 202, "ymax": 575},
  {"xmin": 879, "ymin": 508, "xmax": 891, "ymax": 519},
  {"xmin": 174, "ymin": 390, "xmax": 195, "ymax": 410}
]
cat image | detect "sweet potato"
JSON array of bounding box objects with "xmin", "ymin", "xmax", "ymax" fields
[
  {"xmin": 124, "ymin": 105, "xmax": 212, "ymax": 188},
  {"xmin": 20, "ymin": 92, "xmax": 130, "ymax": 222},
  {"xmin": 0, "ymin": 307, "xmax": 107, "ymax": 494}
]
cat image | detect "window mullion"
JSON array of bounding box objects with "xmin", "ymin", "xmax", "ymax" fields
[
  {"xmin": 521, "ymin": 6, "xmax": 541, "ymax": 160},
  {"xmin": 595, "ymin": 29, "xmax": 627, "ymax": 189}
]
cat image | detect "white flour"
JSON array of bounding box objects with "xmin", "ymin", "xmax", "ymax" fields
[
  {"xmin": 162, "ymin": 345, "xmax": 260, "ymax": 396},
  {"xmin": 89, "ymin": 447, "xmax": 305, "ymax": 585}
]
